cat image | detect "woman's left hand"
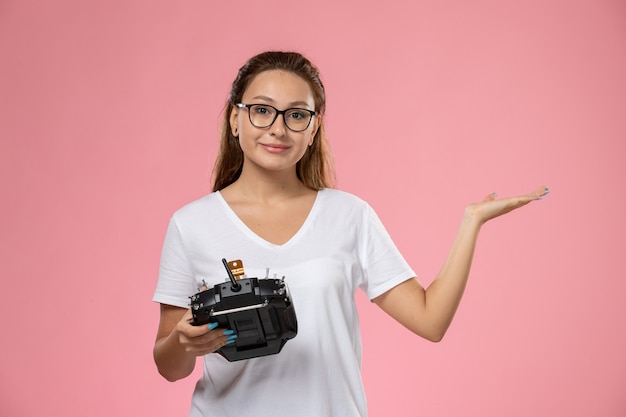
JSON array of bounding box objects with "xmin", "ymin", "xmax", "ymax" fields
[{"xmin": 467, "ymin": 186, "xmax": 550, "ymax": 226}]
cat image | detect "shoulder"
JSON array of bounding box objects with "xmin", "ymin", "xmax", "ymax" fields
[
  {"xmin": 317, "ymin": 188, "xmax": 373, "ymax": 218},
  {"xmin": 319, "ymin": 188, "xmax": 369, "ymax": 208},
  {"xmin": 170, "ymin": 192, "xmax": 223, "ymax": 224}
]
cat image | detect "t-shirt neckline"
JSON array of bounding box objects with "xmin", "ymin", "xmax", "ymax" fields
[{"xmin": 215, "ymin": 189, "xmax": 325, "ymax": 250}]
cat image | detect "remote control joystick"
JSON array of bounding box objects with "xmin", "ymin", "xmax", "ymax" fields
[{"xmin": 222, "ymin": 258, "xmax": 242, "ymax": 292}]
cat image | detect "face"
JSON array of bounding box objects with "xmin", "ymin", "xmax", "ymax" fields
[{"xmin": 230, "ymin": 70, "xmax": 320, "ymax": 177}]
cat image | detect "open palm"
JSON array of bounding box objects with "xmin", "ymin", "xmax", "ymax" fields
[{"xmin": 468, "ymin": 186, "xmax": 549, "ymax": 225}]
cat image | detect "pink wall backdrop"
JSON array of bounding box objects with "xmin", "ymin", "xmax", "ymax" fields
[{"xmin": 1, "ymin": 1, "xmax": 625, "ymax": 416}]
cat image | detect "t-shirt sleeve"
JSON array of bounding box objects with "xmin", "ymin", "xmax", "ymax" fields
[
  {"xmin": 358, "ymin": 204, "xmax": 417, "ymax": 300},
  {"xmin": 152, "ymin": 216, "xmax": 197, "ymax": 308}
]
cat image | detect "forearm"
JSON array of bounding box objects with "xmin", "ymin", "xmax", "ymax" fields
[
  {"xmin": 423, "ymin": 207, "xmax": 483, "ymax": 338},
  {"xmin": 153, "ymin": 329, "xmax": 197, "ymax": 382}
]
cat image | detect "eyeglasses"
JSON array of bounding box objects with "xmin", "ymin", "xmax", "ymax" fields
[{"xmin": 236, "ymin": 103, "xmax": 316, "ymax": 132}]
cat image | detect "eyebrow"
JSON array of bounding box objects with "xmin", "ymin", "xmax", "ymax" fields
[{"xmin": 251, "ymin": 95, "xmax": 312, "ymax": 109}]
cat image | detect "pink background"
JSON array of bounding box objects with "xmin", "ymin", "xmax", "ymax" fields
[{"xmin": 1, "ymin": 1, "xmax": 625, "ymax": 416}]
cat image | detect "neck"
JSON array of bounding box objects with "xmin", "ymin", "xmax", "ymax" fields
[{"xmin": 228, "ymin": 165, "xmax": 310, "ymax": 203}]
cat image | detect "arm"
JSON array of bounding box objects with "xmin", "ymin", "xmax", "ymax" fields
[
  {"xmin": 153, "ymin": 304, "xmax": 235, "ymax": 382},
  {"xmin": 373, "ymin": 186, "xmax": 549, "ymax": 342}
]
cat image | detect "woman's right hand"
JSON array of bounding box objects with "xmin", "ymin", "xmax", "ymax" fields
[
  {"xmin": 174, "ymin": 309, "xmax": 238, "ymax": 356},
  {"xmin": 153, "ymin": 304, "xmax": 237, "ymax": 381}
]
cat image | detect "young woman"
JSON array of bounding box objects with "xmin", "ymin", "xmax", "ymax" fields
[{"xmin": 153, "ymin": 51, "xmax": 548, "ymax": 417}]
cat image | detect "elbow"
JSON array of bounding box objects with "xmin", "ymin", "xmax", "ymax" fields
[
  {"xmin": 424, "ymin": 332, "xmax": 445, "ymax": 343},
  {"xmin": 154, "ymin": 350, "xmax": 192, "ymax": 382},
  {"xmin": 421, "ymin": 316, "xmax": 456, "ymax": 343},
  {"xmin": 416, "ymin": 325, "xmax": 448, "ymax": 343},
  {"xmin": 158, "ymin": 367, "xmax": 178, "ymax": 382},
  {"xmin": 157, "ymin": 365, "xmax": 187, "ymax": 382}
]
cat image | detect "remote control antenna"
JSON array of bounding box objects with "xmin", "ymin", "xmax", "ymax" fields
[{"xmin": 222, "ymin": 258, "xmax": 241, "ymax": 292}]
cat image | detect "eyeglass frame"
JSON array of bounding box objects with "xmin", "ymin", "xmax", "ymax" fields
[{"xmin": 235, "ymin": 103, "xmax": 317, "ymax": 132}]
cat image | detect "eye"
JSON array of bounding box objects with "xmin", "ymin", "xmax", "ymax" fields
[
  {"xmin": 287, "ymin": 109, "xmax": 308, "ymax": 120},
  {"xmin": 251, "ymin": 105, "xmax": 274, "ymax": 116}
]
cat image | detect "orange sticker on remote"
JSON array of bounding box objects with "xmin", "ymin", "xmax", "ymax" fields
[{"xmin": 227, "ymin": 259, "xmax": 245, "ymax": 279}]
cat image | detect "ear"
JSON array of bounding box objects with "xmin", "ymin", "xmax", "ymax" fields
[
  {"xmin": 229, "ymin": 106, "xmax": 239, "ymax": 137},
  {"xmin": 309, "ymin": 115, "xmax": 321, "ymax": 146}
]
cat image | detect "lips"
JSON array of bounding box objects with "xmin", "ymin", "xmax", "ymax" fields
[{"xmin": 260, "ymin": 143, "xmax": 290, "ymax": 153}]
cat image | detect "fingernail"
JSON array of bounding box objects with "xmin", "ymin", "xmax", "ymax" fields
[
  {"xmin": 227, "ymin": 334, "xmax": 238, "ymax": 340},
  {"xmin": 223, "ymin": 329, "xmax": 235, "ymax": 336},
  {"xmin": 208, "ymin": 322, "xmax": 218, "ymax": 330},
  {"xmin": 225, "ymin": 339, "xmax": 236, "ymax": 345}
]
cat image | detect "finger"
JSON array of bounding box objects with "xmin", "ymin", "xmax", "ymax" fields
[
  {"xmin": 183, "ymin": 327, "xmax": 235, "ymax": 345},
  {"xmin": 535, "ymin": 186, "xmax": 550, "ymax": 199},
  {"xmin": 176, "ymin": 315, "xmax": 212, "ymax": 338},
  {"xmin": 508, "ymin": 186, "xmax": 549, "ymax": 208},
  {"xmin": 482, "ymin": 192, "xmax": 498, "ymax": 202},
  {"xmin": 505, "ymin": 186, "xmax": 549, "ymax": 204},
  {"xmin": 180, "ymin": 330, "xmax": 219, "ymax": 349},
  {"xmin": 183, "ymin": 329, "xmax": 238, "ymax": 354},
  {"xmin": 520, "ymin": 185, "xmax": 549, "ymax": 202},
  {"xmin": 188, "ymin": 335, "xmax": 237, "ymax": 356},
  {"xmin": 184, "ymin": 338, "xmax": 224, "ymax": 355}
]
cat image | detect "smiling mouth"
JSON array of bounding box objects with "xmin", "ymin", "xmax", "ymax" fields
[{"xmin": 261, "ymin": 143, "xmax": 290, "ymax": 153}]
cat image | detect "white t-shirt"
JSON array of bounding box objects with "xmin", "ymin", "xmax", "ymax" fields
[{"xmin": 153, "ymin": 188, "xmax": 416, "ymax": 417}]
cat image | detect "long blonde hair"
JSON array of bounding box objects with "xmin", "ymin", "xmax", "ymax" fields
[{"xmin": 212, "ymin": 51, "xmax": 335, "ymax": 191}]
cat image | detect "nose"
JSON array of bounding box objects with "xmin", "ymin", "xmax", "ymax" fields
[{"xmin": 269, "ymin": 113, "xmax": 287, "ymax": 136}]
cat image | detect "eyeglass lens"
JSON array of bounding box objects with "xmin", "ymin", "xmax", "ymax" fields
[{"xmin": 247, "ymin": 104, "xmax": 313, "ymax": 132}]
